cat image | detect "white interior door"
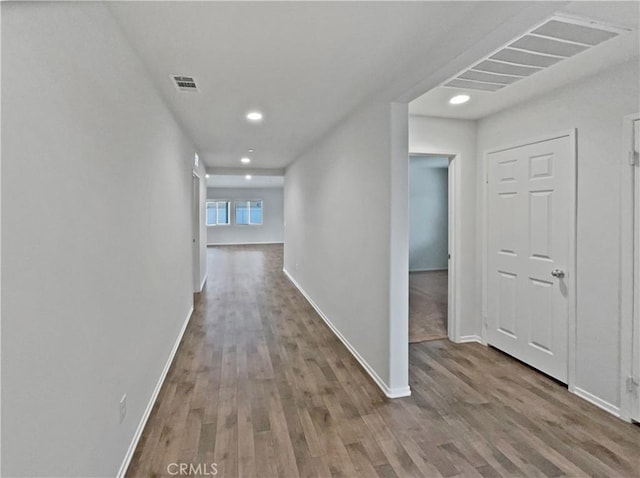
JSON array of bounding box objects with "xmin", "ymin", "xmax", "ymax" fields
[
  {"xmin": 632, "ymin": 119, "xmax": 640, "ymax": 421},
  {"xmin": 447, "ymin": 157, "xmax": 455, "ymax": 340},
  {"xmin": 486, "ymin": 133, "xmax": 574, "ymax": 383}
]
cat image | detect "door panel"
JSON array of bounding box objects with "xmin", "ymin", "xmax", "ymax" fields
[
  {"xmin": 498, "ymin": 193, "xmax": 518, "ymax": 253},
  {"xmin": 529, "ymin": 191, "xmax": 552, "ymax": 258},
  {"xmin": 486, "ymin": 135, "xmax": 573, "ymax": 382},
  {"xmin": 497, "ymin": 271, "xmax": 517, "ymax": 338},
  {"xmin": 528, "ymin": 277, "xmax": 553, "ymax": 352}
]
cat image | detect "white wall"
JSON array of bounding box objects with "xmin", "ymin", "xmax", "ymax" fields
[
  {"xmin": 284, "ymin": 100, "xmax": 409, "ymax": 397},
  {"xmin": 207, "ymin": 187, "xmax": 284, "ymax": 245},
  {"xmin": 409, "ymin": 157, "xmax": 448, "ymax": 271},
  {"xmin": 2, "ymin": 3, "xmax": 200, "ymax": 476},
  {"xmin": 409, "ymin": 116, "xmax": 478, "ymax": 338},
  {"xmin": 477, "ymin": 59, "xmax": 640, "ymax": 415}
]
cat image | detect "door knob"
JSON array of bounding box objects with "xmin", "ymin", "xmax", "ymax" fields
[{"xmin": 551, "ymin": 269, "xmax": 565, "ymax": 279}]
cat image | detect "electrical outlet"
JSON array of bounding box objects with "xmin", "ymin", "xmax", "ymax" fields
[{"xmin": 119, "ymin": 394, "xmax": 127, "ymax": 423}]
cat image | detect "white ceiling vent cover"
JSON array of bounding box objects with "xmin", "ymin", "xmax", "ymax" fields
[
  {"xmin": 171, "ymin": 75, "xmax": 199, "ymax": 92},
  {"xmin": 443, "ymin": 15, "xmax": 629, "ymax": 92}
]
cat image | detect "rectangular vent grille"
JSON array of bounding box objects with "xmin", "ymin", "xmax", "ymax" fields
[
  {"xmin": 172, "ymin": 75, "xmax": 198, "ymax": 92},
  {"xmin": 443, "ymin": 15, "xmax": 628, "ymax": 92}
]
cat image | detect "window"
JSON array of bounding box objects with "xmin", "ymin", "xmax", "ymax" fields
[
  {"xmin": 235, "ymin": 200, "xmax": 263, "ymax": 225},
  {"xmin": 206, "ymin": 200, "xmax": 230, "ymax": 226}
]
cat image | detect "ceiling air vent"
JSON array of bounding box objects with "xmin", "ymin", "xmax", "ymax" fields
[
  {"xmin": 443, "ymin": 15, "xmax": 629, "ymax": 92},
  {"xmin": 171, "ymin": 75, "xmax": 199, "ymax": 92}
]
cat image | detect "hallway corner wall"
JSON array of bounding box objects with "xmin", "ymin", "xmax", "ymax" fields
[{"xmin": 284, "ymin": 99, "xmax": 410, "ymax": 397}]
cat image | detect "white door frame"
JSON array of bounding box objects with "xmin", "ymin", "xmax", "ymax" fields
[
  {"xmin": 481, "ymin": 129, "xmax": 578, "ymax": 388},
  {"xmin": 620, "ymin": 112, "xmax": 640, "ymax": 422},
  {"xmin": 192, "ymin": 171, "xmax": 201, "ymax": 294},
  {"xmin": 408, "ymin": 151, "xmax": 461, "ymax": 342}
]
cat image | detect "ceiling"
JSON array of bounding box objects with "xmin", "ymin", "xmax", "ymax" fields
[
  {"xmin": 207, "ymin": 175, "xmax": 284, "ymax": 189},
  {"xmin": 410, "ymin": 2, "xmax": 640, "ymax": 120},
  {"xmin": 107, "ymin": 1, "xmax": 562, "ymax": 169}
]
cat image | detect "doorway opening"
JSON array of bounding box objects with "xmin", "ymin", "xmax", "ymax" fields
[
  {"xmin": 407, "ymin": 152, "xmax": 459, "ymax": 345},
  {"xmin": 192, "ymin": 172, "xmax": 201, "ymax": 294},
  {"xmin": 408, "ymin": 154, "xmax": 452, "ymax": 343}
]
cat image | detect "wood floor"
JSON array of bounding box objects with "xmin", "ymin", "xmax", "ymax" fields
[
  {"xmin": 127, "ymin": 245, "xmax": 640, "ymax": 478},
  {"xmin": 409, "ymin": 271, "xmax": 448, "ymax": 343}
]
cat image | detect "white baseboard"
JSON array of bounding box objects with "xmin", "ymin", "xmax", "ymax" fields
[
  {"xmin": 207, "ymin": 241, "xmax": 284, "ymax": 246},
  {"xmin": 572, "ymin": 387, "xmax": 621, "ymax": 418},
  {"xmin": 458, "ymin": 334, "xmax": 483, "ymax": 344},
  {"xmin": 386, "ymin": 385, "xmax": 412, "ymax": 398},
  {"xmin": 199, "ymin": 274, "xmax": 208, "ymax": 292},
  {"xmin": 117, "ymin": 305, "xmax": 194, "ymax": 478},
  {"xmin": 409, "ymin": 267, "xmax": 448, "ymax": 273},
  {"xmin": 283, "ymin": 268, "xmax": 410, "ymax": 399}
]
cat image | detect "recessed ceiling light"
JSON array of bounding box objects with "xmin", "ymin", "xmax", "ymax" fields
[
  {"xmin": 246, "ymin": 111, "xmax": 263, "ymax": 121},
  {"xmin": 205, "ymin": 174, "xmax": 210, "ymax": 178},
  {"xmin": 449, "ymin": 94, "xmax": 470, "ymax": 105},
  {"xmin": 241, "ymin": 157, "xmax": 251, "ymax": 164},
  {"xmin": 245, "ymin": 174, "xmax": 252, "ymax": 180},
  {"xmin": 248, "ymin": 149, "xmax": 254, "ymax": 153}
]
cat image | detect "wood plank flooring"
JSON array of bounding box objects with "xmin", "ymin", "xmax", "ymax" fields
[
  {"xmin": 409, "ymin": 271, "xmax": 448, "ymax": 343},
  {"xmin": 127, "ymin": 245, "xmax": 640, "ymax": 478}
]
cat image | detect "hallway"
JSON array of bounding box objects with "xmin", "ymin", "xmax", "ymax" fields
[{"xmin": 127, "ymin": 245, "xmax": 640, "ymax": 478}]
